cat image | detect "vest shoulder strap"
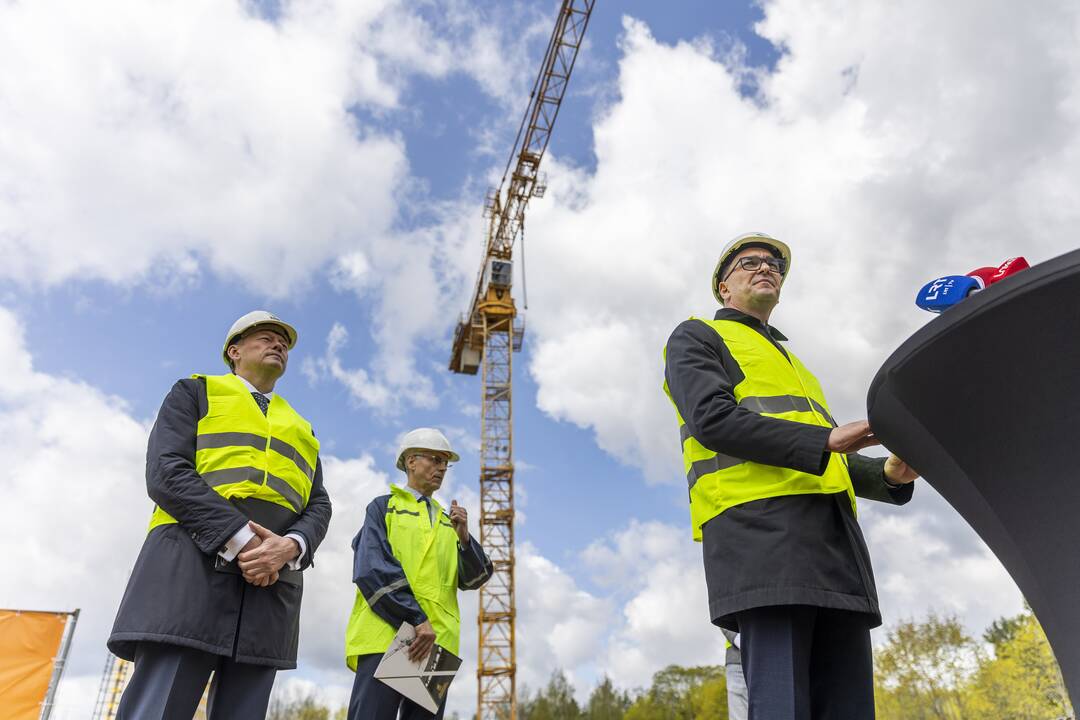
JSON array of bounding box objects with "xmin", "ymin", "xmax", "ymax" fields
[{"xmin": 693, "ymin": 317, "xmax": 812, "ymax": 368}]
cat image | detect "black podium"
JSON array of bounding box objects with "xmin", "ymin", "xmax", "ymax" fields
[{"xmin": 867, "ymin": 247, "xmax": 1080, "ymax": 705}]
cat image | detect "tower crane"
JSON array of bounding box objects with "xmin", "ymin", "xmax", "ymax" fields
[{"xmin": 447, "ymin": 2, "xmax": 595, "ymax": 718}]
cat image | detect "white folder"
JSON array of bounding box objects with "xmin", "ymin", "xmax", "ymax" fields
[{"xmin": 373, "ymin": 623, "xmax": 462, "ymax": 713}]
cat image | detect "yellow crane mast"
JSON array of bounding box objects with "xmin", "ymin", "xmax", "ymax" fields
[{"xmin": 448, "ymin": 2, "xmax": 595, "ymax": 718}]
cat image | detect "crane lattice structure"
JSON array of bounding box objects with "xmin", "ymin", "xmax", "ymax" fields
[
  {"xmin": 91, "ymin": 652, "xmax": 130, "ymax": 720},
  {"xmin": 448, "ymin": 2, "xmax": 595, "ymax": 718}
]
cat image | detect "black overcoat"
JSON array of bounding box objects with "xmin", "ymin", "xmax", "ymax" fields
[
  {"xmin": 108, "ymin": 378, "xmax": 332, "ymax": 668},
  {"xmin": 665, "ymin": 309, "xmax": 913, "ymax": 631}
]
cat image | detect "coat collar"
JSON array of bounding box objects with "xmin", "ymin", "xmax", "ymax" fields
[{"xmin": 713, "ymin": 307, "xmax": 789, "ymax": 342}]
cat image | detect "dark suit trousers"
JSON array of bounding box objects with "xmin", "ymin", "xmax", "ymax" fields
[
  {"xmin": 349, "ymin": 653, "xmax": 446, "ymax": 720},
  {"xmin": 116, "ymin": 642, "xmax": 277, "ymax": 720},
  {"xmin": 736, "ymin": 605, "xmax": 875, "ymax": 720}
]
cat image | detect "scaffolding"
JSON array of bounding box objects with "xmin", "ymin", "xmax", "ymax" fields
[
  {"xmin": 90, "ymin": 652, "xmax": 130, "ymax": 720},
  {"xmin": 91, "ymin": 651, "xmax": 211, "ymax": 719},
  {"xmin": 41, "ymin": 609, "xmax": 79, "ymax": 720}
]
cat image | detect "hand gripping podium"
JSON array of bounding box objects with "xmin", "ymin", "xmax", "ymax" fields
[{"xmin": 867, "ymin": 247, "xmax": 1080, "ymax": 705}]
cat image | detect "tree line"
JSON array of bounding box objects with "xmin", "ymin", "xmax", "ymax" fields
[{"xmin": 266, "ymin": 608, "xmax": 1073, "ymax": 720}]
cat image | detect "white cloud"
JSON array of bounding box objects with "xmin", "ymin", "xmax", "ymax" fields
[
  {"xmin": 441, "ymin": 425, "xmax": 481, "ymax": 458},
  {"xmin": 0, "ymin": 0, "xmax": 536, "ymax": 298},
  {"xmin": 287, "ymin": 453, "xmax": 392, "ymax": 678},
  {"xmin": 0, "ymin": 292, "xmax": 1026, "ymax": 717},
  {"xmin": 314, "ymin": 195, "xmax": 491, "ymax": 411},
  {"xmin": 0, "ymin": 0, "xmax": 403, "ymax": 294},
  {"xmin": 303, "ymin": 323, "xmax": 398, "ymax": 411},
  {"xmin": 297, "ymin": 447, "xmax": 483, "ymax": 714},
  {"xmin": 0, "ymin": 0, "xmax": 554, "ymax": 419},
  {"xmin": 580, "ymin": 521, "xmax": 722, "ymax": 691},
  {"xmin": 510, "ymin": 3, "xmax": 1074, "ymax": 690},
  {"xmin": 524, "ymin": 4, "xmax": 1080, "ymax": 485},
  {"xmin": 516, "ymin": 542, "xmax": 613, "ymax": 691},
  {"xmin": 862, "ymin": 489, "xmax": 1024, "ymax": 637},
  {"xmin": 0, "ymin": 305, "xmax": 155, "ymax": 719},
  {"xmin": 411, "ymin": 0, "xmax": 554, "ymax": 106},
  {"xmin": 0, "ymin": 305, "xmax": 474, "ymax": 716},
  {"xmin": 302, "ymin": 0, "xmax": 1076, "ymax": 702},
  {"xmin": 7, "ymin": 0, "xmax": 1080, "ymax": 712},
  {"xmin": 518, "ymin": 511, "xmax": 1021, "ymax": 701}
]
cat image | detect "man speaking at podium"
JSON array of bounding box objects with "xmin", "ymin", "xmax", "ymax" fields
[
  {"xmin": 109, "ymin": 311, "xmax": 332, "ymax": 719},
  {"xmin": 663, "ymin": 233, "xmax": 918, "ymax": 719}
]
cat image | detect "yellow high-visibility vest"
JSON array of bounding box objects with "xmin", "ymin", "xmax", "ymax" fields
[
  {"xmin": 344, "ymin": 485, "xmax": 462, "ymax": 670},
  {"xmin": 148, "ymin": 373, "xmax": 319, "ymax": 532},
  {"xmin": 664, "ymin": 318, "xmax": 855, "ymax": 541}
]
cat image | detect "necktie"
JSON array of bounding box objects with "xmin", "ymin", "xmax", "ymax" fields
[
  {"xmin": 252, "ymin": 392, "xmax": 270, "ymax": 415},
  {"xmin": 420, "ymin": 496, "xmax": 434, "ymax": 524}
]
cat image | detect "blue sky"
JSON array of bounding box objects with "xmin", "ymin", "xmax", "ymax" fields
[
  {"xmin": 4, "ymin": 0, "xmax": 1080, "ymax": 716},
  {"xmin": 6, "ymin": 0, "xmax": 774, "ymax": 580}
]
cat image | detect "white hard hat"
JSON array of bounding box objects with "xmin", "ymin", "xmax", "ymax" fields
[
  {"xmin": 396, "ymin": 428, "xmax": 460, "ymax": 472},
  {"xmin": 222, "ymin": 310, "xmax": 298, "ymax": 368},
  {"xmin": 712, "ymin": 232, "xmax": 792, "ymax": 304}
]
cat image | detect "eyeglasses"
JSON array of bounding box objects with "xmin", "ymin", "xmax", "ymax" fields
[
  {"xmin": 723, "ymin": 255, "xmax": 787, "ymax": 282},
  {"xmin": 411, "ymin": 453, "xmax": 454, "ymax": 468}
]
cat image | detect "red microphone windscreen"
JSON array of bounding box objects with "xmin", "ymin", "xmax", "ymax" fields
[
  {"xmin": 993, "ymin": 256, "xmax": 1030, "ymax": 281},
  {"xmin": 966, "ymin": 266, "xmax": 997, "ymax": 289}
]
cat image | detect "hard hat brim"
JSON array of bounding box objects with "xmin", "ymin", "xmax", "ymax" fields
[
  {"xmin": 395, "ymin": 447, "xmax": 461, "ymax": 471},
  {"xmin": 244, "ymin": 321, "xmax": 297, "ymax": 348}
]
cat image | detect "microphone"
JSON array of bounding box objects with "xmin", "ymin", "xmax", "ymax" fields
[
  {"xmin": 989, "ymin": 256, "xmax": 1029, "ymax": 281},
  {"xmin": 966, "ymin": 267, "xmax": 997, "ymax": 289},
  {"xmin": 967, "ymin": 256, "xmax": 1030, "ymax": 289},
  {"xmin": 916, "ymin": 275, "xmax": 982, "ymax": 313},
  {"xmin": 918, "ymin": 257, "xmax": 1031, "ymax": 314}
]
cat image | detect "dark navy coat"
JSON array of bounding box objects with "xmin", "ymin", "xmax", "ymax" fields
[
  {"xmin": 665, "ymin": 309, "xmax": 913, "ymax": 631},
  {"xmin": 108, "ymin": 377, "xmax": 332, "ymax": 668}
]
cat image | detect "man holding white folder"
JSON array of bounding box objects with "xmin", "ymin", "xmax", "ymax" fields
[{"xmin": 345, "ymin": 428, "xmax": 493, "ymax": 719}]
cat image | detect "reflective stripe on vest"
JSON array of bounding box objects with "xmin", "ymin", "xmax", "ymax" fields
[
  {"xmin": 663, "ymin": 318, "xmax": 855, "ymax": 541},
  {"xmin": 344, "ymin": 486, "xmax": 462, "ymax": 669},
  {"xmin": 147, "ymin": 373, "xmax": 319, "ymax": 532}
]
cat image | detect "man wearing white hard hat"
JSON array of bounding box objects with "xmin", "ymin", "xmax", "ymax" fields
[
  {"xmin": 663, "ymin": 234, "xmax": 919, "ymax": 719},
  {"xmin": 108, "ymin": 311, "xmax": 332, "ymax": 719},
  {"xmin": 344, "ymin": 428, "xmax": 492, "ymax": 719}
]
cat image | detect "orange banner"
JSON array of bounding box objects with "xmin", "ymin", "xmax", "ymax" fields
[{"xmin": 0, "ymin": 610, "xmax": 68, "ymax": 720}]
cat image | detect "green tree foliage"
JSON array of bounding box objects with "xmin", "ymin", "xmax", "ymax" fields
[
  {"xmin": 983, "ymin": 613, "xmax": 1026, "ymax": 651},
  {"xmin": 585, "ymin": 676, "xmax": 633, "ymax": 720},
  {"xmin": 967, "ymin": 611, "xmax": 1073, "ymax": 719},
  {"xmin": 623, "ymin": 665, "xmax": 727, "ymax": 720},
  {"xmin": 875, "ymin": 609, "xmax": 1074, "ymax": 720},
  {"xmin": 266, "ymin": 692, "xmax": 335, "ymax": 720},
  {"xmin": 874, "ymin": 613, "xmax": 982, "ymax": 719},
  {"xmin": 265, "ymin": 610, "xmax": 1073, "ymax": 720},
  {"xmin": 520, "ymin": 670, "xmax": 583, "ymax": 720}
]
